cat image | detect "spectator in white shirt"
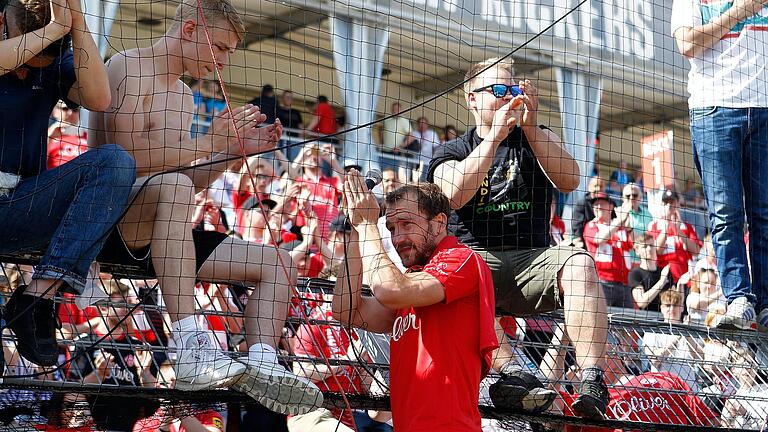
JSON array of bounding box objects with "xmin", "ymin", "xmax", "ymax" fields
[
  {"xmin": 409, "ymin": 116, "xmax": 441, "ymax": 166},
  {"xmin": 381, "ymin": 102, "xmax": 412, "ymax": 153}
]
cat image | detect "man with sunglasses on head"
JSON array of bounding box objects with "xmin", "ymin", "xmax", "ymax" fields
[
  {"xmin": 0, "ymin": 0, "xmax": 136, "ymax": 367},
  {"xmin": 429, "ymin": 57, "xmax": 610, "ymax": 419}
]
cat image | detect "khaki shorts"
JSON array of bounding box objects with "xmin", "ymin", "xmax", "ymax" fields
[{"xmin": 474, "ymin": 244, "xmax": 591, "ymax": 316}]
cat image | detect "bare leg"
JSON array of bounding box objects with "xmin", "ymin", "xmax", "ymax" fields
[
  {"xmin": 198, "ymin": 237, "xmax": 320, "ymax": 415},
  {"xmin": 492, "ymin": 319, "xmax": 515, "ymax": 371},
  {"xmin": 559, "ymin": 253, "xmax": 607, "ymax": 370},
  {"xmin": 26, "ymin": 279, "xmax": 64, "ymax": 298},
  {"xmin": 197, "ymin": 237, "xmax": 296, "ymax": 348},
  {"xmin": 119, "ymin": 174, "xmax": 197, "ymax": 323}
]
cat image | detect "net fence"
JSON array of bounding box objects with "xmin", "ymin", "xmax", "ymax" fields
[{"xmin": 0, "ymin": 0, "xmax": 764, "ymax": 430}]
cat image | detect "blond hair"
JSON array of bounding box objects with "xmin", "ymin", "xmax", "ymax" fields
[
  {"xmin": 660, "ymin": 290, "xmax": 681, "ymax": 307},
  {"xmin": 463, "ymin": 57, "xmax": 516, "ymax": 95},
  {"xmin": 169, "ymin": 0, "xmax": 245, "ymax": 43}
]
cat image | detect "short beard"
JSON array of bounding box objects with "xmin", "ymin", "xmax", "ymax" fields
[{"xmin": 403, "ymin": 237, "xmax": 439, "ymax": 268}]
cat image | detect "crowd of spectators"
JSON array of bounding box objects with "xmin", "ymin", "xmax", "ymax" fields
[{"xmin": 5, "ymin": 77, "xmax": 746, "ymax": 432}]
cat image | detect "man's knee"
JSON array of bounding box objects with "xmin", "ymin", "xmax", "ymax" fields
[
  {"xmin": 279, "ymin": 249, "xmax": 298, "ymax": 286},
  {"xmin": 91, "ymin": 144, "xmax": 136, "ymax": 172},
  {"xmin": 150, "ymin": 173, "xmax": 195, "ymax": 201},
  {"xmin": 82, "ymin": 144, "xmax": 136, "ymax": 186},
  {"xmin": 560, "ymin": 253, "xmax": 598, "ymax": 289}
]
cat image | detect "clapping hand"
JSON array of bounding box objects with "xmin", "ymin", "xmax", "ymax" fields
[{"xmin": 343, "ymin": 170, "xmax": 380, "ymax": 227}]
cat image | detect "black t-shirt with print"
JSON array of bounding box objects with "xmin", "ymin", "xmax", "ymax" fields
[
  {"xmin": 70, "ymin": 334, "xmax": 160, "ymax": 431},
  {"xmin": 428, "ymin": 126, "xmax": 553, "ymax": 249},
  {"xmin": 627, "ymin": 267, "xmax": 673, "ymax": 312}
]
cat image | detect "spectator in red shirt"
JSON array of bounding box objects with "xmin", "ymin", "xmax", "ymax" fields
[
  {"xmin": 647, "ymin": 190, "xmax": 702, "ymax": 283},
  {"xmin": 543, "ymin": 328, "xmax": 718, "ymax": 432},
  {"xmin": 333, "ymin": 178, "xmax": 498, "ymax": 432},
  {"xmin": 233, "ymin": 156, "xmax": 276, "ymax": 235},
  {"xmin": 559, "ymin": 371, "xmax": 719, "ymax": 432},
  {"xmin": 134, "ymin": 362, "xmax": 226, "ymax": 432},
  {"xmin": 289, "ymin": 214, "xmax": 326, "ymax": 278},
  {"xmin": 291, "ymin": 143, "xmax": 345, "ymax": 241},
  {"xmin": 307, "ymin": 95, "xmax": 338, "ymax": 137},
  {"xmin": 290, "ymin": 295, "xmax": 371, "ymax": 431},
  {"xmin": 47, "ymin": 101, "xmax": 87, "ymax": 169},
  {"xmin": 583, "ymin": 192, "xmax": 633, "ymax": 309}
]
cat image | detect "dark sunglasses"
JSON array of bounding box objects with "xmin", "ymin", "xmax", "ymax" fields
[
  {"xmin": 472, "ymin": 84, "xmax": 523, "ymax": 98},
  {"xmin": 624, "ymin": 193, "xmax": 639, "ymax": 198}
]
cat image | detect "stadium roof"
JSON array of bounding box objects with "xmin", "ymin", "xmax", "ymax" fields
[{"xmin": 106, "ymin": 0, "xmax": 697, "ymax": 181}]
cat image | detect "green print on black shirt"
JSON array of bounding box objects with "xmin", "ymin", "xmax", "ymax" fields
[{"xmin": 428, "ymin": 126, "xmax": 554, "ymax": 249}]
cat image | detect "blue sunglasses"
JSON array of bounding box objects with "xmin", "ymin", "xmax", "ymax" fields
[{"xmin": 473, "ymin": 84, "xmax": 523, "ymax": 98}]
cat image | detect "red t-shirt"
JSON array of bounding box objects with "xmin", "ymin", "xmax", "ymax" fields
[
  {"xmin": 294, "ymin": 305, "xmax": 363, "ymax": 428},
  {"xmin": 562, "ymin": 372, "xmax": 717, "ymax": 432},
  {"xmin": 298, "ymin": 175, "xmax": 341, "ymax": 241},
  {"xmin": 232, "ymin": 190, "xmax": 271, "ymax": 236},
  {"xmin": 551, "ymin": 215, "xmax": 566, "ymax": 245},
  {"xmin": 47, "ymin": 135, "xmax": 87, "ymax": 169},
  {"xmin": 57, "ymin": 292, "xmax": 98, "ymax": 327},
  {"xmin": 647, "ymin": 220, "xmax": 701, "ymax": 282},
  {"xmin": 133, "ymin": 409, "xmax": 224, "ymax": 432},
  {"xmin": 390, "ymin": 236, "xmax": 498, "ymax": 432},
  {"xmin": 583, "ymin": 221, "xmax": 631, "ymax": 284},
  {"xmin": 313, "ymin": 102, "xmax": 338, "ymax": 135}
]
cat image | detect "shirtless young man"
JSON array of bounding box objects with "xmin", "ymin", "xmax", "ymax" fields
[{"xmin": 88, "ymin": 0, "xmax": 321, "ymax": 415}]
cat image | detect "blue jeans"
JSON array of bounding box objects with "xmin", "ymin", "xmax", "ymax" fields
[
  {"xmin": 352, "ymin": 411, "xmax": 393, "ymax": 432},
  {"xmin": 0, "ymin": 144, "xmax": 136, "ymax": 293},
  {"xmin": 690, "ymin": 107, "xmax": 768, "ymax": 308}
]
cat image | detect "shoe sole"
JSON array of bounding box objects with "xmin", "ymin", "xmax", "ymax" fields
[
  {"xmin": 522, "ymin": 387, "xmax": 558, "ymax": 413},
  {"xmin": 175, "ymin": 363, "xmax": 247, "ymax": 392},
  {"xmin": 490, "ymin": 385, "xmax": 557, "ymax": 413},
  {"xmin": 716, "ymin": 316, "xmax": 757, "ymax": 331},
  {"xmin": 233, "ymin": 364, "xmax": 323, "ymax": 415},
  {"xmin": 571, "ymin": 398, "xmax": 606, "ymax": 420}
]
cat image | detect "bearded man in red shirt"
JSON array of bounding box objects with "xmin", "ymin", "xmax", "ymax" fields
[{"xmin": 333, "ymin": 173, "xmax": 499, "ymax": 431}]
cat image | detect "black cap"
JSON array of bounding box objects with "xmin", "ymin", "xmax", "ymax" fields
[
  {"xmin": 243, "ymin": 196, "xmax": 277, "ymax": 211},
  {"xmin": 262, "ymin": 84, "xmax": 274, "ymax": 94},
  {"xmin": 329, "ymin": 214, "xmax": 352, "ymax": 233},
  {"xmin": 661, "ymin": 189, "xmax": 679, "ymax": 203}
]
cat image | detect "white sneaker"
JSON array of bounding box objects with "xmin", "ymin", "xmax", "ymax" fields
[
  {"xmin": 233, "ymin": 357, "xmax": 324, "ymax": 415},
  {"xmin": 174, "ymin": 332, "xmax": 247, "ymax": 391},
  {"xmin": 716, "ymin": 297, "xmax": 756, "ymax": 330}
]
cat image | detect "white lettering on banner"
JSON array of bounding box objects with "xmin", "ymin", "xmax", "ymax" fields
[
  {"xmin": 642, "ymin": 133, "xmax": 672, "ymax": 157},
  {"xmin": 392, "ymin": 312, "xmax": 420, "ymax": 342},
  {"xmin": 417, "ymin": 0, "xmax": 654, "ymax": 59},
  {"xmin": 610, "ymin": 395, "xmax": 671, "ymax": 419}
]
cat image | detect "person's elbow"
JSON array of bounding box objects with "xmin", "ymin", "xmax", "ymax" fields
[
  {"xmin": 83, "ymin": 90, "xmax": 112, "ymax": 112},
  {"xmin": 331, "ymin": 307, "xmax": 348, "ymax": 324},
  {"xmin": 448, "ymin": 194, "xmax": 466, "ymax": 210},
  {"xmin": 556, "ymin": 173, "xmax": 580, "ymax": 193},
  {"xmin": 674, "ymin": 29, "xmax": 699, "ymax": 59},
  {"xmin": 678, "ymin": 43, "xmax": 699, "ymax": 59},
  {"xmin": 372, "ymin": 283, "xmax": 408, "ymax": 310}
]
